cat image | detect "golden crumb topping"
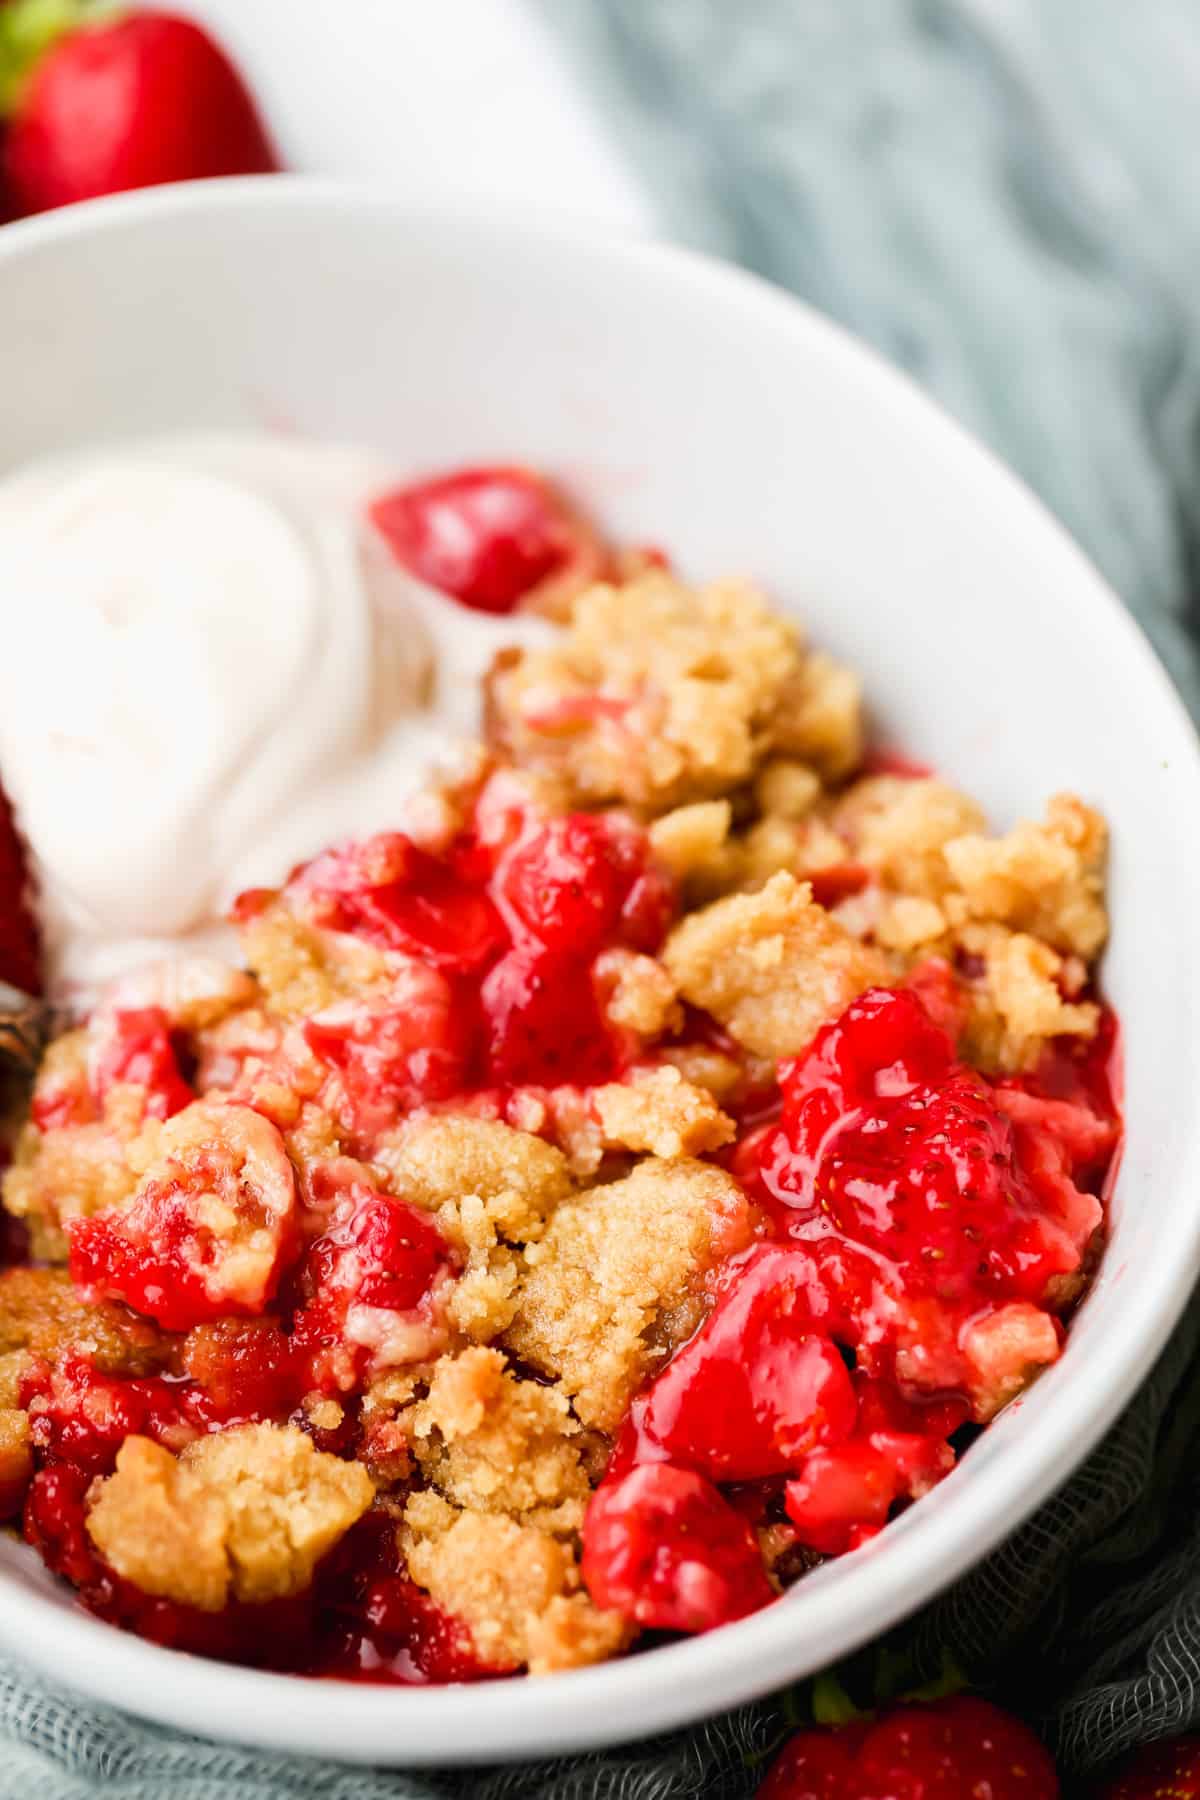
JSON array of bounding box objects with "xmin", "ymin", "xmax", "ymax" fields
[
  {"xmin": 504, "ymin": 1156, "xmax": 753, "ymax": 1432},
  {"xmin": 663, "ymin": 870, "xmax": 889, "ymax": 1059},
  {"xmin": 402, "ymin": 1491, "xmax": 626, "ymax": 1673},
  {"xmin": 487, "ymin": 573, "xmax": 807, "ymax": 812},
  {"xmin": 409, "ymin": 1347, "xmax": 590, "ymax": 1528},
  {"xmin": 592, "ymin": 1065, "xmax": 735, "ymax": 1160},
  {"xmin": 86, "ymin": 1424, "xmax": 373, "ymax": 1611}
]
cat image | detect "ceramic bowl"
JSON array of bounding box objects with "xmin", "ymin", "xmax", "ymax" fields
[{"xmin": 0, "ymin": 180, "xmax": 1198, "ymax": 1765}]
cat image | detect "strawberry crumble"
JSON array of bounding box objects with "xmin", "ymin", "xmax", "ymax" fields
[{"xmin": 0, "ymin": 454, "xmax": 1119, "ymax": 1684}]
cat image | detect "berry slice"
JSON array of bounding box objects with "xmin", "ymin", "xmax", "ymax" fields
[
  {"xmin": 69, "ymin": 1100, "xmax": 298, "ymax": 1330},
  {"xmin": 582, "ymin": 1463, "xmax": 774, "ymax": 1634},
  {"xmin": 369, "ymin": 465, "xmax": 603, "ymax": 615}
]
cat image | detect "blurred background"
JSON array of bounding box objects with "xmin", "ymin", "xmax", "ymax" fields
[
  {"xmin": 5, "ymin": 0, "xmax": 1197, "ymax": 709},
  {"xmin": 175, "ymin": 0, "xmax": 1200, "ymax": 719}
]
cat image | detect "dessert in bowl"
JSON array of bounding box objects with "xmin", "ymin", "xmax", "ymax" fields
[{"xmin": 0, "ymin": 183, "xmax": 1196, "ymax": 1765}]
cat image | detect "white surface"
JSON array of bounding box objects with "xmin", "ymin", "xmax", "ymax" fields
[
  {"xmin": 175, "ymin": 0, "xmax": 652, "ymax": 234},
  {"xmin": 0, "ymin": 433, "xmax": 552, "ymax": 1000},
  {"xmin": 0, "ymin": 183, "xmax": 1198, "ymax": 1765}
]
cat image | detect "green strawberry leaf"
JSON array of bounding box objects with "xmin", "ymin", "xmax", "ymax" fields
[{"xmin": 0, "ymin": 0, "xmax": 101, "ymax": 115}]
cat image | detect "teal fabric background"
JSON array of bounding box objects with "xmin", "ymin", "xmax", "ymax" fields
[
  {"xmin": 4, "ymin": 2, "xmax": 1200, "ymax": 1792},
  {"xmin": 546, "ymin": 0, "xmax": 1200, "ymax": 722}
]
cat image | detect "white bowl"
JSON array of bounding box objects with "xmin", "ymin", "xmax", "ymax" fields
[{"xmin": 1, "ymin": 179, "xmax": 1198, "ymax": 1767}]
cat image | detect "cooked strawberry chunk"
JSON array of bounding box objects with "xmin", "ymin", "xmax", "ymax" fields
[
  {"xmin": 759, "ymin": 987, "xmax": 1088, "ymax": 1309},
  {"xmin": 88, "ymin": 1006, "xmax": 193, "ymax": 1121},
  {"xmin": 293, "ymin": 833, "xmax": 505, "ymax": 973},
  {"xmin": 369, "ymin": 466, "xmax": 601, "ymax": 615},
  {"xmin": 582, "ymin": 1463, "xmax": 774, "ymax": 1633},
  {"xmin": 303, "ymin": 973, "xmax": 477, "ymax": 1134},
  {"xmin": 622, "ymin": 1243, "xmax": 857, "ymax": 1481},
  {"xmin": 480, "ymin": 942, "xmax": 615, "ymax": 1088},
  {"xmin": 22, "ymin": 1353, "xmax": 186, "ymax": 1477},
  {"xmin": 500, "ymin": 815, "xmax": 628, "ymax": 955},
  {"xmin": 293, "ymin": 1179, "xmax": 453, "ymax": 1387},
  {"xmin": 68, "ymin": 1101, "xmax": 297, "ymax": 1331}
]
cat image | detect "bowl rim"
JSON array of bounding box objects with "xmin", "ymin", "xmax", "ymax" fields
[{"xmin": 2, "ymin": 175, "xmax": 1200, "ymax": 1766}]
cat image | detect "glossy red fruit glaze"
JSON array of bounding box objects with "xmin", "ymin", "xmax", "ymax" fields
[
  {"xmin": 68, "ymin": 1104, "xmax": 298, "ymax": 1332},
  {"xmin": 758, "ymin": 988, "xmax": 1087, "ymax": 1309},
  {"xmin": 316, "ymin": 1513, "xmax": 499, "ymax": 1685},
  {"xmin": 500, "ymin": 815, "xmax": 628, "ymax": 955},
  {"xmin": 618, "ymin": 1243, "xmax": 858, "ymax": 1481},
  {"xmin": 481, "ymin": 942, "xmax": 615, "ymax": 1088},
  {"xmin": 2, "ymin": 11, "xmax": 278, "ymax": 219},
  {"xmin": 582, "ymin": 1463, "xmax": 774, "ymax": 1634},
  {"xmin": 758, "ymin": 1697, "xmax": 1060, "ymax": 1798},
  {"xmin": 369, "ymin": 466, "xmax": 595, "ymax": 615},
  {"xmin": 295, "ymin": 833, "xmax": 506, "ymax": 973},
  {"xmin": 88, "ymin": 1006, "xmax": 193, "ymax": 1121},
  {"xmin": 0, "ymin": 784, "xmax": 40, "ymax": 993},
  {"xmin": 292, "ymin": 1183, "xmax": 451, "ymax": 1388},
  {"xmin": 303, "ymin": 978, "xmax": 477, "ymax": 1134},
  {"xmin": 21, "ymin": 1354, "xmax": 186, "ymax": 1477}
]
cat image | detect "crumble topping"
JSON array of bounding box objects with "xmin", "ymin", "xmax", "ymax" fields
[
  {"xmin": 662, "ymin": 870, "xmax": 890, "ymax": 1059},
  {"xmin": 402, "ymin": 1491, "xmax": 627, "ymax": 1673},
  {"xmin": 86, "ymin": 1423, "xmax": 374, "ymax": 1610},
  {"xmin": 486, "ymin": 573, "xmax": 809, "ymax": 811},
  {"xmin": 0, "ymin": 529, "xmax": 1118, "ymax": 1686},
  {"xmin": 504, "ymin": 1157, "xmax": 754, "ymax": 1432}
]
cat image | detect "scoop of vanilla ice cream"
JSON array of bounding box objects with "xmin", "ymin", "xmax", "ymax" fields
[{"xmin": 0, "ymin": 433, "xmax": 554, "ymax": 999}]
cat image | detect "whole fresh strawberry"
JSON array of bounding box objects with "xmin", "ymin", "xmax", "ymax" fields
[
  {"xmin": 0, "ymin": 4, "xmax": 277, "ymax": 218},
  {"xmin": 1093, "ymin": 1735, "xmax": 1200, "ymax": 1797},
  {"xmin": 0, "ymin": 784, "xmax": 39, "ymax": 994},
  {"xmin": 759, "ymin": 1695, "xmax": 1059, "ymax": 1798}
]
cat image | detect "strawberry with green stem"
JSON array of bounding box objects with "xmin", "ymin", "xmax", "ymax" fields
[
  {"xmin": 756, "ymin": 1660, "xmax": 1059, "ymax": 1798},
  {"xmin": 0, "ymin": 2, "xmax": 277, "ymax": 218}
]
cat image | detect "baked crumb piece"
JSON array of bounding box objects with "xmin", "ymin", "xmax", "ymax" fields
[
  {"xmin": 754, "ymin": 758, "xmax": 823, "ymax": 822},
  {"xmin": 402, "ymin": 1490, "xmax": 626, "ymax": 1673},
  {"xmin": 238, "ymin": 901, "xmax": 393, "ymax": 1020},
  {"xmin": 658, "ymin": 1043, "xmax": 746, "ymax": 1105},
  {"xmin": 595, "ymin": 948, "xmax": 682, "ymax": 1041},
  {"xmin": 487, "ymin": 573, "xmax": 804, "ymax": 812},
  {"xmin": 960, "ymin": 1303, "xmax": 1061, "ymax": 1421},
  {"xmin": 2, "ymin": 1029, "xmax": 151, "ymax": 1261},
  {"xmin": 648, "ymin": 800, "xmax": 734, "ymax": 885},
  {"xmin": 833, "ymin": 776, "xmax": 986, "ymax": 899},
  {"xmin": 371, "ymin": 1116, "xmax": 574, "ymax": 1345},
  {"xmin": 86, "ymin": 1423, "xmax": 374, "ymax": 1610},
  {"xmin": 504, "ymin": 1156, "xmax": 753, "ymax": 1432},
  {"xmin": 375, "ymin": 1115, "xmax": 571, "ymax": 1245},
  {"xmin": 662, "ymin": 870, "xmax": 889, "ymax": 1059},
  {"xmin": 0, "ymin": 1266, "xmax": 170, "ymax": 1374},
  {"xmin": 592, "ymin": 1065, "xmax": 735, "ymax": 1159},
  {"xmin": 771, "ymin": 650, "xmax": 864, "ymax": 781},
  {"xmin": 0, "ymin": 1404, "xmax": 31, "ymax": 1517},
  {"xmin": 942, "ymin": 793, "xmax": 1108, "ymax": 958},
  {"xmin": 409, "ymin": 1347, "xmax": 590, "ymax": 1529},
  {"xmin": 962, "ymin": 926, "xmax": 1100, "ymax": 1073},
  {"xmin": 733, "ymin": 814, "xmax": 850, "ymax": 895}
]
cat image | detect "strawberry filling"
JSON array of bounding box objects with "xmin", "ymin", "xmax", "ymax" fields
[
  {"xmin": 581, "ymin": 1464, "xmax": 774, "ymax": 1633},
  {"xmin": 583, "ymin": 985, "xmax": 1117, "ymax": 1607},
  {"xmin": 369, "ymin": 466, "xmax": 602, "ymax": 615}
]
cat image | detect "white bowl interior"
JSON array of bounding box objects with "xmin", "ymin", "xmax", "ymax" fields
[{"xmin": 1, "ymin": 182, "xmax": 1198, "ymax": 1765}]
